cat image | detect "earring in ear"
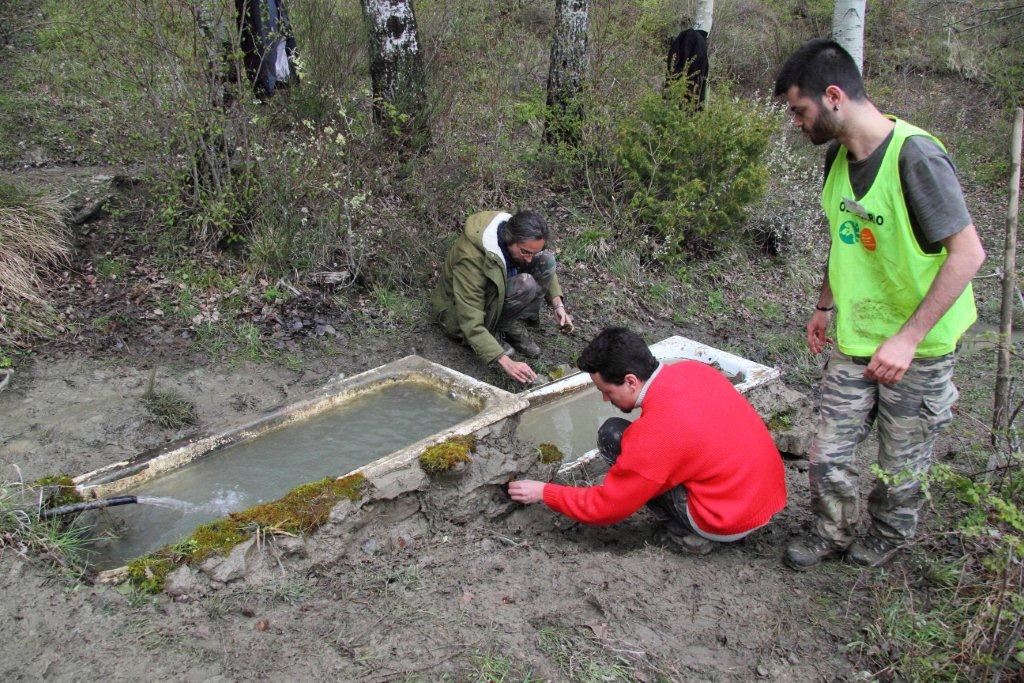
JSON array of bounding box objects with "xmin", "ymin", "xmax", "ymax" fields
[{"xmin": 833, "ymin": 106, "xmax": 839, "ymax": 112}]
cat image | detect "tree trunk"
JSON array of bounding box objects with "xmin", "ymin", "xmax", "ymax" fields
[
  {"xmin": 989, "ymin": 106, "xmax": 1023, "ymax": 476},
  {"xmin": 361, "ymin": 0, "xmax": 429, "ymax": 147},
  {"xmin": 832, "ymin": 0, "xmax": 866, "ymax": 73},
  {"xmin": 544, "ymin": 0, "xmax": 589, "ymax": 145},
  {"xmin": 693, "ymin": 0, "xmax": 714, "ymax": 34}
]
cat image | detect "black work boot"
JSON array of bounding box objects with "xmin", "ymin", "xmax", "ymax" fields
[
  {"xmin": 846, "ymin": 534, "xmax": 901, "ymax": 568},
  {"xmin": 783, "ymin": 533, "xmax": 845, "ymax": 571},
  {"xmin": 499, "ymin": 319, "xmax": 540, "ymax": 358}
]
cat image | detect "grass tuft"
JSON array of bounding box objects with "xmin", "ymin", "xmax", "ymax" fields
[
  {"xmin": 0, "ymin": 180, "xmax": 70, "ymax": 306},
  {"xmin": 142, "ymin": 370, "xmax": 198, "ymax": 429}
]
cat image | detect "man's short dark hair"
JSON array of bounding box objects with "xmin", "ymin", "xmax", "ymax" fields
[
  {"xmin": 773, "ymin": 38, "xmax": 866, "ymax": 102},
  {"xmin": 504, "ymin": 210, "xmax": 549, "ymax": 244},
  {"xmin": 577, "ymin": 327, "xmax": 658, "ymax": 384}
]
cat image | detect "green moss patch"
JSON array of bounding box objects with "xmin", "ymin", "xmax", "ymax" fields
[
  {"xmin": 232, "ymin": 474, "xmax": 366, "ymax": 535},
  {"xmin": 537, "ymin": 443, "xmax": 565, "ymax": 464},
  {"xmin": 32, "ymin": 474, "xmax": 84, "ymax": 509},
  {"xmin": 419, "ymin": 438, "xmax": 473, "ymax": 474},
  {"xmin": 126, "ymin": 473, "xmax": 365, "ymax": 593}
]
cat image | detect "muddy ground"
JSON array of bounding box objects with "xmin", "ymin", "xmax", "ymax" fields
[
  {"xmin": 0, "ymin": 161, "xmax": 1007, "ymax": 681},
  {"xmin": 0, "ymin": 315, "xmax": 891, "ymax": 682}
]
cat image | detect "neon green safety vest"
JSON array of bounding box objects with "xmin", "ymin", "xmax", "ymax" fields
[{"xmin": 821, "ymin": 118, "xmax": 976, "ymax": 358}]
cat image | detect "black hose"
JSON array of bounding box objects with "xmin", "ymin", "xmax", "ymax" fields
[{"xmin": 40, "ymin": 495, "xmax": 138, "ymax": 519}]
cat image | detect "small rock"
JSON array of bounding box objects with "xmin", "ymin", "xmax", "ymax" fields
[
  {"xmin": 204, "ymin": 537, "xmax": 256, "ymax": 584},
  {"xmin": 241, "ymin": 607, "xmax": 256, "ymax": 618},
  {"xmin": 787, "ymin": 652, "xmax": 800, "ymax": 665},
  {"xmin": 164, "ymin": 566, "xmax": 200, "ymax": 598},
  {"xmin": 275, "ymin": 536, "xmax": 309, "ymax": 558},
  {"xmin": 361, "ymin": 538, "xmax": 378, "ymax": 555},
  {"xmin": 756, "ymin": 665, "xmax": 769, "ymax": 678},
  {"xmin": 255, "ymin": 618, "xmax": 270, "ymax": 631}
]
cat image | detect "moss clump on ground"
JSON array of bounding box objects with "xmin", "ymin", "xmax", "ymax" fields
[
  {"xmin": 419, "ymin": 438, "xmax": 472, "ymax": 474},
  {"xmin": 125, "ymin": 556, "xmax": 175, "ymax": 593},
  {"xmin": 32, "ymin": 474, "xmax": 84, "ymax": 509},
  {"xmin": 537, "ymin": 443, "xmax": 565, "ymax": 464},
  {"xmin": 126, "ymin": 473, "xmax": 365, "ymax": 593}
]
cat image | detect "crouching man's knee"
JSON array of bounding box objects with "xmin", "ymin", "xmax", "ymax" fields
[{"xmin": 598, "ymin": 417, "xmax": 632, "ymax": 464}]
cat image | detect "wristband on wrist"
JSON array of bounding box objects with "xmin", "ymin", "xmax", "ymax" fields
[
  {"xmin": 554, "ymin": 303, "xmax": 565, "ymax": 311},
  {"xmin": 815, "ymin": 305, "xmax": 834, "ymax": 312}
]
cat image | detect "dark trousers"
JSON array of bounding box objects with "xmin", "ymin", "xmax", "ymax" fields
[
  {"xmin": 597, "ymin": 417, "xmax": 694, "ymax": 535},
  {"xmin": 499, "ymin": 251, "xmax": 556, "ymax": 326}
]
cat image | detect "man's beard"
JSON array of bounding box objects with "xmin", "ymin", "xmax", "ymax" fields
[{"xmin": 804, "ymin": 105, "xmax": 842, "ymax": 145}]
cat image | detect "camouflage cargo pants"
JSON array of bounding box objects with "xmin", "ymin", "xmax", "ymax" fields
[
  {"xmin": 810, "ymin": 350, "xmax": 958, "ymax": 547},
  {"xmin": 499, "ymin": 251, "xmax": 556, "ymax": 326}
]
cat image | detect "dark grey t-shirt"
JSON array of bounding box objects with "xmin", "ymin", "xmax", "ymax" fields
[{"xmin": 824, "ymin": 132, "xmax": 973, "ymax": 254}]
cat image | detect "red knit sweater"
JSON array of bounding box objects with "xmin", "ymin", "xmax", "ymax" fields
[{"xmin": 542, "ymin": 361, "xmax": 787, "ymax": 535}]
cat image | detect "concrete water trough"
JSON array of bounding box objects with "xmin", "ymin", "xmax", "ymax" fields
[{"xmin": 72, "ymin": 337, "xmax": 779, "ymax": 580}]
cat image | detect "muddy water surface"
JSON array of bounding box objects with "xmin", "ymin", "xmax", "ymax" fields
[
  {"xmin": 516, "ymin": 389, "xmax": 624, "ymax": 461},
  {"xmin": 87, "ymin": 383, "xmax": 476, "ymax": 568}
]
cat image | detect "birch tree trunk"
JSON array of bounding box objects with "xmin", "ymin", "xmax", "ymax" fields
[
  {"xmin": 832, "ymin": 0, "xmax": 866, "ymax": 72},
  {"xmin": 361, "ymin": 0, "xmax": 429, "ymax": 146},
  {"xmin": 693, "ymin": 0, "xmax": 714, "ymax": 34},
  {"xmin": 544, "ymin": 0, "xmax": 589, "ymax": 145}
]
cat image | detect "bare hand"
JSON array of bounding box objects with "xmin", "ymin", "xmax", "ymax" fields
[
  {"xmin": 865, "ymin": 332, "xmax": 918, "ymax": 384},
  {"xmin": 508, "ymin": 479, "xmax": 545, "ymax": 504},
  {"xmin": 806, "ymin": 310, "xmax": 834, "ymax": 355},
  {"xmin": 554, "ymin": 307, "xmax": 573, "ymax": 331},
  {"xmin": 498, "ymin": 355, "xmax": 537, "ymax": 384}
]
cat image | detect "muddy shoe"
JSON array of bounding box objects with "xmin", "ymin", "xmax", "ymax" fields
[
  {"xmin": 667, "ymin": 530, "xmax": 715, "ymax": 556},
  {"xmin": 499, "ymin": 320, "xmax": 541, "ymax": 358},
  {"xmin": 783, "ymin": 533, "xmax": 844, "ymax": 571},
  {"xmin": 846, "ymin": 534, "xmax": 901, "ymax": 568}
]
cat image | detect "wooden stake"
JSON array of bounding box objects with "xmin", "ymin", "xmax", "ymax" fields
[{"xmin": 989, "ymin": 107, "xmax": 1023, "ymax": 477}]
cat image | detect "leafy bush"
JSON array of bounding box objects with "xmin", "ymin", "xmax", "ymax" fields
[{"xmin": 616, "ymin": 82, "xmax": 777, "ymax": 259}]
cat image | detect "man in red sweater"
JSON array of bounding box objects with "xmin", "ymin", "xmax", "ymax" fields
[{"xmin": 509, "ymin": 327, "xmax": 787, "ymax": 554}]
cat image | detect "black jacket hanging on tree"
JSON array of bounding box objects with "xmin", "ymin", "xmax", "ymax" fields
[
  {"xmin": 235, "ymin": 0, "xmax": 298, "ymax": 95},
  {"xmin": 666, "ymin": 28, "xmax": 708, "ymax": 106}
]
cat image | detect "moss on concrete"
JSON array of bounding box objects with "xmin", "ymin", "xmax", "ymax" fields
[
  {"xmin": 232, "ymin": 473, "xmax": 366, "ymax": 534},
  {"xmin": 419, "ymin": 438, "xmax": 472, "ymax": 474},
  {"xmin": 537, "ymin": 443, "xmax": 564, "ymax": 464}
]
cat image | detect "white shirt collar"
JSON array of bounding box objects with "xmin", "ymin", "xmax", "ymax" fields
[{"xmin": 634, "ymin": 362, "xmax": 664, "ymax": 409}]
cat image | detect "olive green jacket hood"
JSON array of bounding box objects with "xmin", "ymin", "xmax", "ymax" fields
[{"xmin": 430, "ymin": 211, "xmax": 562, "ymax": 364}]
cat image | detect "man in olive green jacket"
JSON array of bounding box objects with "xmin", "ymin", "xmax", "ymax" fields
[{"xmin": 431, "ymin": 210, "xmax": 573, "ymax": 383}]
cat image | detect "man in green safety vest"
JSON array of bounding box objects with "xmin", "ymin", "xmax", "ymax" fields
[{"xmin": 774, "ymin": 39, "xmax": 986, "ymax": 570}]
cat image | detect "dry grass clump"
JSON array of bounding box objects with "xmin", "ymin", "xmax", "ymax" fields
[
  {"xmin": 142, "ymin": 370, "xmax": 199, "ymax": 429},
  {"xmin": 0, "ymin": 180, "xmax": 70, "ymax": 306}
]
